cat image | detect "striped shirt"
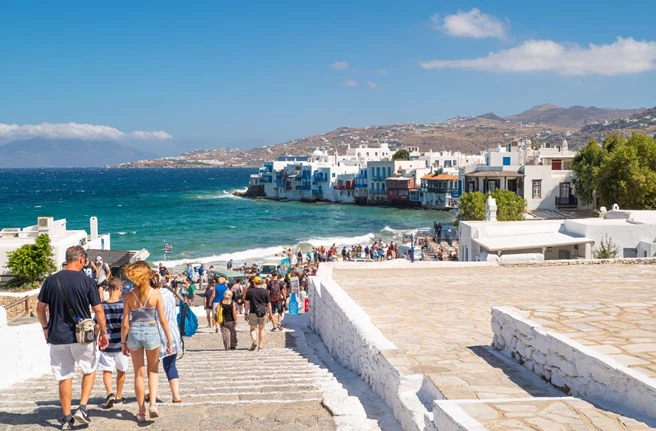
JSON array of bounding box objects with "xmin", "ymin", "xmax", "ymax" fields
[{"xmin": 101, "ymin": 300, "xmax": 124, "ymax": 353}]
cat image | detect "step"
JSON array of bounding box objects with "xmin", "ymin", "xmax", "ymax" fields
[{"xmin": 432, "ymin": 397, "xmax": 654, "ymax": 431}]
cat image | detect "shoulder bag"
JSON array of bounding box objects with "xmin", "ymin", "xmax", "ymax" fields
[{"xmin": 55, "ymin": 274, "xmax": 96, "ymax": 344}]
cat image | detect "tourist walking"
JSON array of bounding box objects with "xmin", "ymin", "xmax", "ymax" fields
[
  {"xmin": 218, "ymin": 290, "xmax": 238, "ymax": 350},
  {"xmin": 186, "ymin": 280, "xmax": 196, "ymax": 306},
  {"xmin": 156, "ymin": 280, "xmax": 183, "ymax": 403},
  {"xmin": 231, "ymin": 278, "xmax": 244, "ymax": 314},
  {"xmin": 198, "ymin": 263, "xmax": 207, "ymax": 290},
  {"xmin": 121, "ymin": 261, "xmax": 173, "ymax": 423},
  {"xmin": 36, "ymin": 246, "xmax": 109, "ymax": 430},
  {"xmin": 267, "ymin": 273, "xmax": 286, "ymax": 332},
  {"xmin": 96, "ymin": 278, "xmax": 128, "ymax": 409},
  {"xmin": 203, "ymin": 283, "xmax": 215, "ymax": 328},
  {"xmin": 82, "ymin": 256, "xmax": 97, "ymax": 281},
  {"xmin": 244, "ymin": 276, "xmax": 272, "ymax": 351},
  {"xmin": 212, "ymin": 277, "xmax": 228, "ymax": 332},
  {"xmin": 96, "ymin": 256, "xmax": 112, "ymax": 301}
]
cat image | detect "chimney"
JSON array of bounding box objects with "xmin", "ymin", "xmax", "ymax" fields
[
  {"xmin": 90, "ymin": 217, "xmax": 98, "ymax": 240},
  {"xmin": 485, "ymin": 196, "xmax": 497, "ymax": 222}
]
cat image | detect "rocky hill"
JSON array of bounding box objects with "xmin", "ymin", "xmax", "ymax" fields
[
  {"xmin": 116, "ymin": 104, "xmax": 651, "ymax": 169},
  {"xmin": 504, "ymin": 104, "xmax": 645, "ymax": 129}
]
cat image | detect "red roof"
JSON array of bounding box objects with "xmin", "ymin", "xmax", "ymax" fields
[{"xmin": 420, "ymin": 173, "xmax": 458, "ymax": 181}]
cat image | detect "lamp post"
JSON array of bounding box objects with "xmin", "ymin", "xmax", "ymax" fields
[{"xmin": 410, "ymin": 233, "xmax": 415, "ymax": 263}]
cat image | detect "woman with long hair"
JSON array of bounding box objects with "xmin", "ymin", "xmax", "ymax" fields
[{"xmin": 121, "ymin": 261, "xmax": 173, "ymax": 422}]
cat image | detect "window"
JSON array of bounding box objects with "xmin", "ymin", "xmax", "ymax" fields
[
  {"xmin": 532, "ymin": 180, "xmax": 542, "ymax": 199},
  {"xmin": 552, "ymin": 160, "xmax": 562, "ymax": 170},
  {"xmin": 366, "ymin": 152, "xmax": 369, "ymax": 156},
  {"xmin": 503, "ymin": 157, "xmax": 511, "ymax": 166},
  {"xmin": 376, "ymin": 167, "xmax": 381, "ymax": 177}
]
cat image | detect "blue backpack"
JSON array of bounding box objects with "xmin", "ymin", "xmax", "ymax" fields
[{"xmin": 177, "ymin": 302, "xmax": 198, "ymax": 338}]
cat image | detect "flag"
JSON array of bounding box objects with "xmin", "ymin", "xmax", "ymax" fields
[{"xmin": 164, "ymin": 242, "xmax": 173, "ymax": 254}]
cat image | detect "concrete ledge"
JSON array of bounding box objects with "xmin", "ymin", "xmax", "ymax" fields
[
  {"xmin": 309, "ymin": 266, "xmax": 430, "ymax": 431},
  {"xmin": 491, "ymin": 306, "xmax": 656, "ymax": 422}
]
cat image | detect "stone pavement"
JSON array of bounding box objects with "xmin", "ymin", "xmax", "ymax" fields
[
  {"xmin": 0, "ymin": 324, "xmax": 336, "ymax": 431},
  {"xmin": 525, "ymin": 303, "xmax": 656, "ymax": 379},
  {"xmin": 458, "ymin": 398, "xmax": 652, "ymax": 431},
  {"xmin": 332, "ymin": 263, "xmax": 656, "ymax": 428}
]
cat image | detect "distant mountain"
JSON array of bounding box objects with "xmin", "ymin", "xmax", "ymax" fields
[
  {"xmin": 504, "ymin": 104, "xmax": 646, "ymax": 129},
  {"xmin": 476, "ymin": 112, "xmax": 505, "ymax": 122},
  {"xmin": 0, "ymin": 138, "xmax": 156, "ymax": 168},
  {"xmin": 577, "ymin": 106, "xmax": 656, "ymax": 138}
]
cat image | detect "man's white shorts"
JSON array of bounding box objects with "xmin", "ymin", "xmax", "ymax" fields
[
  {"xmin": 50, "ymin": 343, "xmax": 99, "ymax": 381},
  {"xmin": 98, "ymin": 350, "xmax": 129, "ymax": 372}
]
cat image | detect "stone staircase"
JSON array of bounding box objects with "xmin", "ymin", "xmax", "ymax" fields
[{"xmin": 0, "ymin": 325, "xmax": 386, "ymax": 431}]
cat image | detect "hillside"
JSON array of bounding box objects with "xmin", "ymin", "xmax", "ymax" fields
[
  {"xmin": 0, "ymin": 138, "xmax": 155, "ymax": 168},
  {"xmin": 114, "ymin": 104, "xmax": 651, "ymax": 169},
  {"xmin": 505, "ymin": 104, "xmax": 645, "ymax": 129}
]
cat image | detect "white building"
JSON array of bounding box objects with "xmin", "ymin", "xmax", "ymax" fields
[
  {"xmin": 418, "ymin": 150, "xmax": 484, "ymax": 175},
  {"xmin": 367, "ymin": 160, "xmax": 427, "ymax": 203},
  {"xmin": 462, "ymin": 139, "xmax": 589, "ymax": 211},
  {"xmin": 0, "ymin": 217, "xmax": 111, "ymax": 278},
  {"xmin": 459, "ymin": 204, "xmax": 656, "ymax": 262}
]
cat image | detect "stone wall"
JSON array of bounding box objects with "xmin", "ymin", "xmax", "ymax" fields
[
  {"xmin": 0, "ymin": 295, "xmax": 39, "ymax": 320},
  {"xmin": 499, "ymin": 257, "xmax": 656, "ymax": 267},
  {"xmin": 491, "ymin": 306, "xmax": 656, "ymax": 422},
  {"xmin": 308, "ymin": 267, "xmax": 430, "ymax": 431}
]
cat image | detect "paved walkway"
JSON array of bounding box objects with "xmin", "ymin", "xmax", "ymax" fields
[
  {"xmin": 459, "ymin": 398, "xmax": 652, "ymax": 431},
  {"xmin": 0, "ymin": 324, "xmax": 336, "ymax": 431},
  {"xmin": 526, "ymin": 303, "xmax": 656, "ymax": 379},
  {"xmin": 332, "ymin": 263, "xmax": 656, "ymax": 428}
]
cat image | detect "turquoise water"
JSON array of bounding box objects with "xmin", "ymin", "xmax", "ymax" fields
[{"xmin": 0, "ymin": 168, "xmax": 454, "ymax": 268}]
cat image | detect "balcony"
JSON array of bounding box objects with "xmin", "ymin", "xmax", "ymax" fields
[
  {"xmin": 261, "ymin": 174, "xmax": 273, "ymax": 183},
  {"xmin": 300, "ymin": 184, "xmax": 311, "ymax": 191},
  {"xmin": 301, "ymin": 172, "xmax": 312, "ymax": 180},
  {"xmin": 312, "ymin": 188, "xmax": 323, "ymax": 195},
  {"xmin": 354, "ymin": 182, "xmax": 368, "ymax": 189},
  {"xmin": 314, "ymin": 173, "xmax": 328, "ymax": 182},
  {"xmin": 450, "ymin": 189, "xmax": 461, "ymax": 198},
  {"xmin": 371, "ymin": 175, "xmax": 387, "ymax": 181},
  {"xmin": 555, "ymin": 196, "xmax": 578, "ymax": 208}
]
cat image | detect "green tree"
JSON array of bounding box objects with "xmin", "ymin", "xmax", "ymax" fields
[
  {"xmin": 6, "ymin": 234, "xmax": 57, "ymax": 288},
  {"xmin": 391, "ymin": 149, "xmax": 409, "ymax": 161},
  {"xmin": 572, "ymin": 133, "xmax": 656, "ymax": 210},
  {"xmin": 458, "ymin": 192, "xmax": 486, "ymax": 221},
  {"xmin": 492, "ymin": 189, "xmax": 527, "ymax": 221},
  {"xmin": 571, "ymin": 140, "xmax": 603, "ymax": 206},
  {"xmin": 592, "ymin": 234, "xmax": 620, "ymax": 259}
]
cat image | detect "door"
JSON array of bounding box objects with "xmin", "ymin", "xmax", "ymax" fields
[
  {"xmin": 558, "ymin": 249, "xmax": 571, "ymax": 260},
  {"xmin": 559, "ymin": 182, "xmax": 571, "ymax": 198}
]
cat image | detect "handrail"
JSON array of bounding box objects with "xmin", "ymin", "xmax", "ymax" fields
[{"xmin": 4, "ymin": 295, "xmax": 31, "ymax": 316}]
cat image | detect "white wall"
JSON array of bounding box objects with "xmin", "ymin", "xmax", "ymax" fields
[{"xmin": 492, "ymin": 306, "xmax": 656, "ymax": 422}]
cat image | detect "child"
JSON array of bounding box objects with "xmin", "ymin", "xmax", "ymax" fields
[
  {"xmin": 95, "ymin": 278, "xmax": 129, "ymax": 408},
  {"xmin": 187, "ymin": 280, "xmax": 196, "ymax": 306}
]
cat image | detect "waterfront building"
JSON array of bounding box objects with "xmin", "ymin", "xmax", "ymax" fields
[
  {"xmin": 420, "ymin": 172, "xmax": 460, "ymax": 209},
  {"xmin": 459, "ymin": 203, "xmax": 656, "ymax": 262},
  {"xmin": 418, "ymin": 150, "xmax": 484, "ymax": 175},
  {"xmin": 367, "ymin": 160, "xmax": 427, "ymax": 204},
  {"xmin": 461, "ymin": 139, "xmax": 590, "ymax": 211}
]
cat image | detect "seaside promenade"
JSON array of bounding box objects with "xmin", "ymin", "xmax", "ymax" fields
[{"xmin": 310, "ymin": 260, "xmax": 656, "ymax": 431}]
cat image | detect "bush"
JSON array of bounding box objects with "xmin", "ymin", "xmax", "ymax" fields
[
  {"xmin": 458, "ymin": 190, "xmax": 526, "ymax": 222},
  {"xmin": 6, "ymin": 234, "xmax": 57, "ymax": 288},
  {"xmin": 391, "ymin": 149, "xmax": 409, "ymax": 161},
  {"xmin": 592, "ymin": 234, "xmax": 620, "ymax": 259}
]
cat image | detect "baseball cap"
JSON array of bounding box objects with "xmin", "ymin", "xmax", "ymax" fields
[
  {"xmin": 96, "ymin": 256, "xmax": 103, "ymax": 263},
  {"xmin": 252, "ymin": 276, "xmax": 263, "ymax": 284}
]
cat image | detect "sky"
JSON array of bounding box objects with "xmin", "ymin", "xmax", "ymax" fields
[{"xmin": 1, "ymin": 0, "xmax": 655, "ymax": 155}]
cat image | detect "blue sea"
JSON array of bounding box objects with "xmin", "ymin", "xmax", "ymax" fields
[{"xmin": 0, "ymin": 168, "xmax": 454, "ymax": 269}]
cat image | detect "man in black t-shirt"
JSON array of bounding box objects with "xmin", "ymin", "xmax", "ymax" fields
[
  {"xmin": 244, "ymin": 276, "xmax": 272, "ymax": 351},
  {"xmin": 37, "ymin": 246, "xmax": 109, "ymax": 430}
]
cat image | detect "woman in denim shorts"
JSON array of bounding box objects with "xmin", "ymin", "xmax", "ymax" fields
[{"xmin": 121, "ymin": 261, "xmax": 173, "ymax": 423}]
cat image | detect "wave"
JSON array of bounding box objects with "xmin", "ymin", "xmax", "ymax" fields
[
  {"xmin": 116, "ymin": 231, "xmax": 137, "ymax": 236},
  {"xmin": 195, "ymin": 188, "xmax": 245, "ymax": 200},
  {"xmin": 157, "ymin": 226, "xmax": 424, "ymax": 270}
]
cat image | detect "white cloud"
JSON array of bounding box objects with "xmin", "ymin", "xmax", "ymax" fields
[
  {"xmin": 332, "ymin": 61, "xmax": 349, "ymax": 70},
  {"xmin": 367, "ymin": 82, "xmax": 378, "ymax": 88},
  {"xmin": 419, "ymin": 37, "xmax": 656, "ymax": 76},
  {"xmin": 340, "ymin": 79, "xmax": 359, "ymax": 87},
  {"xmin": 0, "ymin": 122, "xmax": 173, "ymax": 142},
  {"xmin": 432, "ymin": 8, "xmax": 508, "ymax": 40},
  {"xmin": 376, "ymin": 69, "xmax": 387, "ymax": 75}
]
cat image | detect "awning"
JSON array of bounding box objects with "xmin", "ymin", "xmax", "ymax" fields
[
  {"xmin": 473, "ymin": 232, "xmax": 594, "ymax": 252},
  {"xmin": 466, "ymin": 171, "xmax": 523, "ymax": 178}
]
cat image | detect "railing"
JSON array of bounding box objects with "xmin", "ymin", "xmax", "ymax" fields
[
  {"xmin": 261, "ymin": 174, "xmax": 273, "ymax": 183},
  {"xmin": 300, "ymin": 185, "xmax": 311, "ymax": 191},
  {"xmin": 4, "ymin": 295, "xmax": 32, "ymax": 318},
  {"xmin": 314, "ymin": 174, "xmax": 328, "ymax": 182},
  {"xmin": 354, "ymin": 183, "xmax": 368, "ymax": 188},
  {"xmin": 371, "ymin": 175, "xmax": 387, "ymax": 181},
  {"xmin": 556, "ymin": 196, "xmax": 578, "ymax": 208},
  {"xmin": 301, "ymin": 173, "xmax": 312, "ymax": 180},
  {"xmin": 312, "ymin": 188, "xmax": 323, "ymax": 195},
  {"xmin": 450, "ymin": 189, "xmax": 461, "ymax": 198}
]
